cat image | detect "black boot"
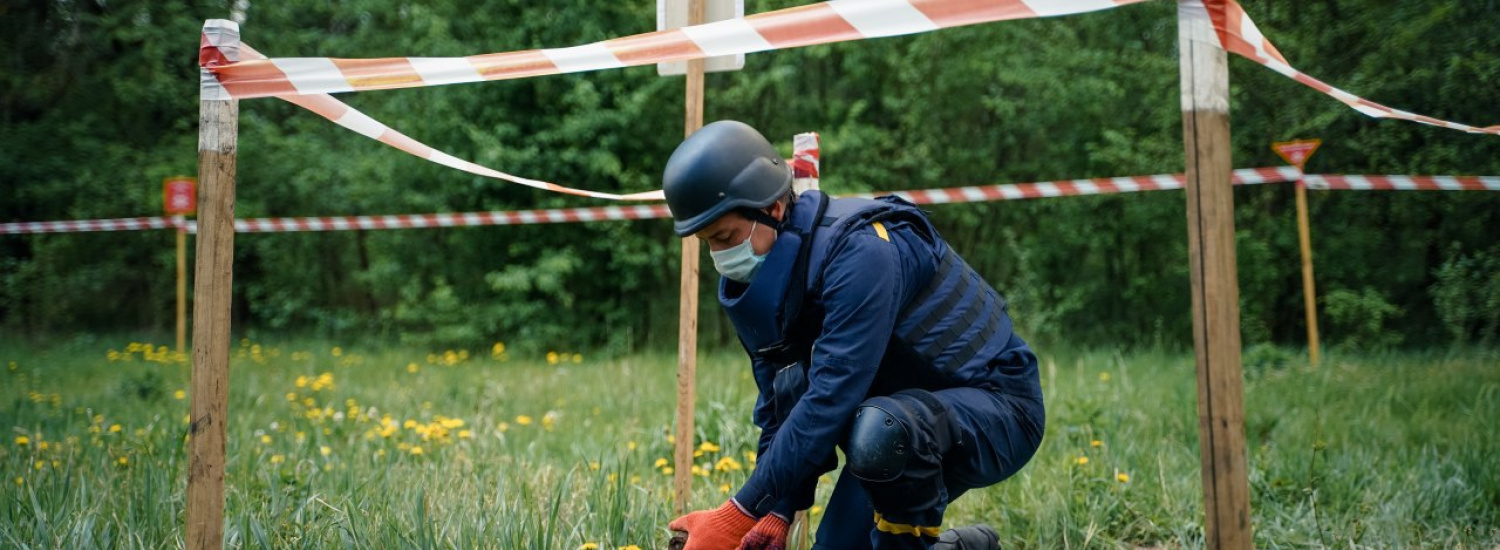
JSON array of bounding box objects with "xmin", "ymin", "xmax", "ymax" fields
[{"xmin": 932, "ymin": 524, "xmax": 999, "ymax": 550}]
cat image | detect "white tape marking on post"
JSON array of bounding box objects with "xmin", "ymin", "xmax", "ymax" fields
[
  {"xmin": 680, "ymin": 19, "xmax": 775, "ymax": 56},
  {"xmin": 541, "ymin": 44, "xmax": 625, "ymax": 73},
  {"xmin": 408, "ymin": 57, "xmax": 484, "ymax": 86},
  {"xmin": 272, "ymin": 58, "xmax": 355, "ymax": 95},
  {"xmin": 828, "ymin": 0, "xmax": 937, "ymax": 38}
]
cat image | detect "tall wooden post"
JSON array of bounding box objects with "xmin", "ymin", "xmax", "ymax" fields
[
  {"xmin": 1178, "ymin": 2, "xmax": 1253, "ymax": 549},
  {"xmin": 187, "ymin": 19, "xmax": 240, "ymax": 550},
  {"xmin": 673, "ymin": 0, "xmax": 707, "ymax": 516},
  {"xmin": 1294, "ymin": 183, "xmax": 1320, "ymax": 366},
  {"xmin": 177, "ymin": 224, "xmax": 188, "ymax": 353}
]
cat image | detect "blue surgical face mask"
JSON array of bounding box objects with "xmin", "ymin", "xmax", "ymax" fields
[{"xmin": 710, "ymin": 221, "xmax": 767, "ymax": 283}]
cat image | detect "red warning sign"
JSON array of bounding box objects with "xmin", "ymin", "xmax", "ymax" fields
[
  {"xmin": 163, "ymin": 176, "xmax": 197, "ymax": 216},
  {"xmin": 1272, "ymin": 139, "xmax": 1322, "ymax": 169}
]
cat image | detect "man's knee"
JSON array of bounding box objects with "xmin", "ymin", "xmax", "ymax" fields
[{"xmin": 844, "ymin": 389, "xmax": 952, "ymax": 482}]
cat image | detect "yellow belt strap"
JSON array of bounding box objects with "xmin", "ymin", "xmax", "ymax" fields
[{"xmin": 873, "ymin": 512, "xmax": 942, "ymax": 538}]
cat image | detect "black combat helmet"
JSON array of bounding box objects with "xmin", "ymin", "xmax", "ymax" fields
[{"xmin": 662, "ymin": 120, "xmax": 791, "ymax": 237}]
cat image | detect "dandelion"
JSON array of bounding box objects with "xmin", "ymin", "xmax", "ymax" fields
[
  {"xmin": 1076, "ymin": 456, "xmax": 1089, "ymax": 466},
  {"xmin": 655, "ymin": 457, "xmax": 670, "ymax": 468},
  {"xmin": 1090, "ymin": 440, "xmax": 1102, "ymax": 448},
  {"xmin": 407, "ymin": 363, "xmax": 419, "ymax": 373},
  {"xmin": 619, "ymin": 546, "xmax": 642, "ymax": 550},
  {"xmin": 516, "ymin": 415, "xmax": 533, "ymax": 426},
  {"xmin": 547, "ymin": 351, "xmax": 560, "ymax": 365},
  {"xmin": 498, "ymin": 422, "xmax": 510, "ymax": 432},
  {"xmin": 15, "ymin": 435, "xmax": 28, "ymax": 446},
  {"xmin": 270, "ymin": 454, "xmax": 285, "ymax": 464},
  {"xmin": 661, "ymin": 467, "xmax": 674, "ymax": 475},
  {"xmin": 38, "ymin": 442, "xmax": 49, "ymax": 451},
  {"xmin": 174, "ymin": 390, "xmax": 186, "ymax": 400},
  {"xmin": 13, "ymin": 477, "xmax": 21, "ymax": 486},
  {"xmin": 492, "ymin": 342, "xmax": 506, "ymax": 356},
  {"xmin": 580, "ymin": 544, "xmax": 599, "ymax": 550},
  {"xmin": 1099, "ymin": 372, "xmax": 1111, "ymax": 382},
  {"xmin": 260, "ymin": 435, "xmax": 272, "ymax": 445},
  {"xmin": 572, "ymin": 353, "xmax": 582, "ymax": 364},
  {"xmin": 458, "ymin": 430, "xmax": 472, "ymax": 439},
  {"xmin": 117, "ymin": 456, "xmax": 128, "ymax": 466},
  {"xmin": 410, "ymin": 446, "xmax": 424, "ymax": 456},
  {"xmin": 589, "ymin": 461, "xmax": 600, "ymax": 471},
  {"xmin": 1117, "ymin": 472, "xmax": 1130, "ymax": 483},
  {"xmin": 320, "ymin": 446, "xmax": 332, "ymax": 457},
  {"xmin": 715, "ymin": 456, "xmax": 743, "ymax": 472},
  {"xmin": 331, "ymin": 347, "xmax": 343, "ymax": 357},
  {"xmin": 109, "ymin": 424, "xmax": 122, "ymax": 434}
]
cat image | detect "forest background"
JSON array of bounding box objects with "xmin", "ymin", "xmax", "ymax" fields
[{"xmin": 3, "ymin": 0, "xmax": 1498, "ymax": 355}]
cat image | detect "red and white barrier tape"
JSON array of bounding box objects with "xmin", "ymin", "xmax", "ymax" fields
[
  {"xmin": 1195, "ymin": 1, "xmax": 1498, "ymax": 135},
  {"xmin": 1305, "ymin": 175, "xmax": 1500, "ymax": 192},
  {"xmin": 204, "ymin": 0, "xmax": 1496, "ymax": 140},
  {"xmin": 8, "ymin": 170, "xmax": 1498, "ymax": 235}
]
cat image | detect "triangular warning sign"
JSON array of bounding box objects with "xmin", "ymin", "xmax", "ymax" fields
[{"xmin": 1272, "ymin": 139, "xmax": 1322, "ymax": 169}]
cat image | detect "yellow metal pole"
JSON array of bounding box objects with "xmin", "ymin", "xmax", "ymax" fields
[{"xmin": 1294, "ymin": 182, "xmax": 1320, "ymax": 366}]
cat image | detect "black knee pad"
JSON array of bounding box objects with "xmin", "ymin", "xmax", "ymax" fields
[{"xmin": 845, "ymin": 389, "xmax": 952, "ymax": 483}]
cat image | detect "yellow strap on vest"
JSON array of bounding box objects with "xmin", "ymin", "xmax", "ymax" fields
[
  {"xmin": 873, "ymin": 512, "xmax": 942, "ymax": 537},
  {"xmin": 872, "ymin": 221, "xmax": 890, "ymax": 242}
]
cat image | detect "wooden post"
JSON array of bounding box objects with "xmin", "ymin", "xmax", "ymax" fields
[
  {"xmin": 673, "ymin": 0, "xmax": 707, "ymax": 516},
  {"xmin": 177, "ymin": 224, "xmax": 188, "ymax": 353},
  {"xmin": 1294, "ymin": 183, "xmax": 1320, "ymax": 366},
  {"xmin": 1178, "ymin": 2, "xmax": 1253, "ymax": 549},
  {"xmin": 187, "ymin": 19, "xmax": 239, "ymax": 550}
]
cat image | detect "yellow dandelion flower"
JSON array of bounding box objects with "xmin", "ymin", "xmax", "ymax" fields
[
  {"xmin": 607, "ymin": 473, "xmax": 618, "ymax": 483},
  {"xmin": 547, "ymin": 351, "xmax": 559, "ymax": 365},
  {"xmin": 1099, "ymin": 372, "xmax": 1111, "ymax": 382},
  {"xmin": 174, "ymin": 389, "xmax": 186, "ymax": 400},
  {"xmin": 498, "ymin": 422, "xmax": 510, "ymax": 432},
  {"xmin": 410, "ymin": 446, "xmax": 424, "ymax": 456},
  {"xmin": 627, "ymin": 441, "xmax": 637, "ymax": 451},
  {"xmin": 295, "ymin": 375, "xmax": 309, "ymax": 388},
  {"xmin": 580, "ymin": 544, "xmax": 599, "ymax": 550},
  {"xmin": 515, "ymin": 415, "xmax": 533, "ymax": 426},
  {"xmin": 654, "ymin": 457, "xmax": 670, "ymax": 468},
  {"xmin": 697, "ymin": 441, "xmax": 720, "ymax": 453},
  {"xmin": 1076, "ymin": 456, "xmax": 1089, "ymax": 466},
  {"xmin": 619, "ymin": 546, "xmax": 642, "ymax": 550},
  {"xmin": 1117, "ymin": 472, "xmax": 1130, "ymax": 483},
  {"xmin": 1090, "ymin": 440, "xmax": 1102, "ymax": 448},
  {"xmin": 108, "ymin": 424, "xmax": 122, "ymax": 434},
  {"xmin": 15, "ymin": 435, "xmax": 28, "ymax": 446},
  {"xmin": 407, "ymin": 363, "xmax": 420, "ymax": 373},
  {"xmin": 260, "ymin": 435, "xmax": 272, "ymax": 445},
  {"xmin": 320, "ymin": 446, "xmax": 332, "ymax": 457},
  {"xmin": 38, "ymin": 441, "xmax": 49, "ymax": 451},
  {"xmin": 331, "ymin": 347, "xmax": 343, "ymax": 357},
  {"xmin": 589, "ymin": 461, "xmax": 600, "ymax": 471},
  {"xmin": 34, "ymin": 460, "xmax": 44, "ymax": 470},
  {"xmin": 719, "ymin": 483, "xmax": 731, "ymax": 494},
  {"xmin": 376, "ymin": 449, "xmax": 387, "ymax": 457},
  {"xmin": 715, "ymin": 456, "xmax": 743, "ymax": 472},
  {"xmin": 661, "ymin": 467, "xmax": 674, "ymax": 475},
  {"xmin": 630, "ymin": 475, "xmax": 640, "ymax": 484},
  {"xmin": 14, "ymin": 477, "xmax": 22, "ymax": 486},
  {"xmin": 270, "ymin": 454, "xmax": 284, "ymax": 464},
  {"xmin": 492, "ymin": 342, "xmax": 506, "ymax": 356},
  {"xmin": 117, "ymin": 456, "xmax": 128, "ymax": 466},
  {"xmin": 458, "ymin": 430, "xmax": 472, "ymax": 439},
  {"xmin": 572, "ymin": 353, "xmax": 582, "ymax": 364}
]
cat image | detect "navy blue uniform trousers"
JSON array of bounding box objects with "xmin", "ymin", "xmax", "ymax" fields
[{"xmin": 812, "ymin": 388, "xmax": 1044, "ymax": 550}]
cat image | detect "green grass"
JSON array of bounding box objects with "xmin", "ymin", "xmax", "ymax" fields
[{"xmin": 2, "ymin": 338, "xmax": 1497, "ymax": 549}]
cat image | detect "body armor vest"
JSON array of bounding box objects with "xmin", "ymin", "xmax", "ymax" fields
[{"xmin": 719, "ymin": 191, "xmax": 1013, "ymax": 385}]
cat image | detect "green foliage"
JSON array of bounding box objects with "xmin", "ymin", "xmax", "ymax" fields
[
  {"xmin": 1323, "ymin": 287, "xmax": 1404, "ymax": 351},
  {"xmin": 1430, "ymin": 243, "xmax": 1500, "ymax": 346},
  {"xmin": 1, "ymin": 0, "xmax": 1498, "ymax": 352}
]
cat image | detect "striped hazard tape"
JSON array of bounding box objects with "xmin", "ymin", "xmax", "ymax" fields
[
  {"xmin": 194, "ymin": 0, "xmax": 1496, "ymax": 203},
  {"xmin": 5, "ymin": 170, "xmax": 1497, "ymax": 235}
]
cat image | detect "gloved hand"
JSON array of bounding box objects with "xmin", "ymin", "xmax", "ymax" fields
[
  {"xmin": 737, "ymin": 513, "xmax": 790, "ymax": 550},
  {"xmin": 668, "ymin": 500, "xmax": 757, "ymax": 550}
]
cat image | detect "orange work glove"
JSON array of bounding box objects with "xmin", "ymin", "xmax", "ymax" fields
[
  {"xmin": 668, "ymin": 500, "xmax": 758, "ymax": 550},
  {"xmin": 737, "ymin": 513, "xmax": 790, "ymax": 550}
]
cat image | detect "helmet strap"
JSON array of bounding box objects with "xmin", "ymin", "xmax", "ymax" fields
[{"xmin": 740, "ymin": 208, "xmax": 783, "ymax": 231}]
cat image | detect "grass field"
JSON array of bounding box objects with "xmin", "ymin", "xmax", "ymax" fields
[{"xmin": 2, "ymin": 337, "xmax": 1497, "ymax": 549}]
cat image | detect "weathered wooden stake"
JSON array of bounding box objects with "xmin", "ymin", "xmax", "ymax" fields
[
  {"xmin": 187, "ymin": 19, "xmax": 239, "ymax": 550},
  {"xmin": 1294, "ymin": 182, "xmax": 1320, "ymax": 366},
  {"xmin": 673, "ymin": 0, "xmax": 707, "ymax": 516},
  {"xmin": 1178, "ymin": 2, "xmax": 1253, "ymax": 549}
]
